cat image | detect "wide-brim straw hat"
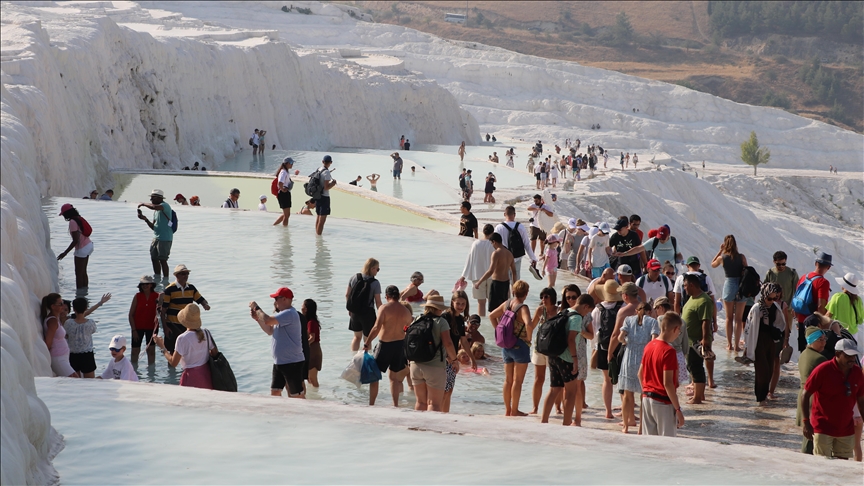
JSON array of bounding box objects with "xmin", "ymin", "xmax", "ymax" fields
[
  {"xmin": 421, "ymin": 294, "xmax": 449, "ymax": 311},
  {"xmin": 178, "ymin": 303, "xmax": 202, "ymax": 330},
  {"xmin": 598, "ymin": 280, "xmax": 623, "ymax": 302}
]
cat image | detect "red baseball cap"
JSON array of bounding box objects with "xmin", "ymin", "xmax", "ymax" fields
[
  {"xmin": 647, "ymin": 259, "xmax": 662, "ymax": 271},
  {"xmin": 269, "ymin": 287, "xmax": 294, "ymax": 299},
  {"xmin": 59, "ymin": 203, "xmax": 74, "ymax": 215},
  {"xmin": 658, "ymin": 226, "xmax": 670, "ymax": 238},
  {"xmin": 174, "ymin": 193, "xmax": 185, "ymax": 201}
]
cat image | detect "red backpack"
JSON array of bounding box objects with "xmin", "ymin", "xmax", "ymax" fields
[
  {"xmin": 77, "ymin": 217, "xmax": 93, "ymax": 237},
  {"xmin": 271, "ymin": 178, "xmax": 279, "ymax": 196}
]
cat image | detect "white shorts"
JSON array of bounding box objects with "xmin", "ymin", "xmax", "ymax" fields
[
  {"xmin": 531, "ymin": 347, "xmax": 548, "ymax": 366},
  {"xmin": 51, "ymin": 354, "xmax": 77, "ymax": 377},
  {"xmin": 472, "ymin": 279, "xmax": 491, "ymax": 301},
  {"xmin": 74, "ymin": 241, "xmax": 94, "ymax": 258}
]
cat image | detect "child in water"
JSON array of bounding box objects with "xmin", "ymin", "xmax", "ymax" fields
[{"xmin": 458, "ymin": 349, "xmax": 489, "ymax": 375}]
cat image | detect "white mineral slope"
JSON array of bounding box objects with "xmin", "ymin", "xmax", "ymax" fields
[
  {"xmin": 1, "ymin": 99, "xmax": 60, "ymax": 484},
  {"xmin": 2, "ymin": 1, "xmax": 477, "ymax": 195},
  {"xmin": 0, "ymin": 2, "xmax": 475, "ymax": 482},
  {"xmin": 147, "ymin": 1, "xmax": 864, "ymax": 171},
  {"xmin": 38, "ymin": 378, "xmax": 864, "ymax": 485},
  {"xmin": 555, "ymin": 168, "xmax": 862, "ymax": 286}
]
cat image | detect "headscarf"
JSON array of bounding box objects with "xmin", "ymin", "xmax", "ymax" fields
[{"xmin": 757, "ymin": 282, "xmax": 782, "ymax": 325}]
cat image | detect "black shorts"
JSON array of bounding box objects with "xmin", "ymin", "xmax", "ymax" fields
[
  {"xmin": 315, "ymin": 196, "xmax": 331, "ymax": 216},
  {"xmin": 69, "ymin": 351, "xmax": 97, "ymax": 374},
  {"xmin": 277, "ymin": 190, "xmax": 292, "ymax": 209},
  {"xmin": 548, "ymin": 355, "xmax": 578, "ymax": 387},
  {"xmin": 272, "ymin": 361, "xmax": 305, "ymax": 395},
  {"xmin": 131, "ymin": 329, "xmax": 155, "ymax": 348},
  {"xmin": 488, "ymin": 279, "xmax": 510, "ymax": 312},
  {"xmin": 535, "ymin": 173, "xmax": 541, "ymax": 180},
  {"xmin": 687, "ymin": 346, "xmax": 706, "ymax": 384},
  {"xmin": 348, "ymin": 309, "xmax": 376, "ymax": 336},
  {"xmin": 597, "ymin": 345, "xmax": 610, "ymax": 370},
  {"xmin": 374, "ymin": 340, "xmax": 407, "ymax": 373},
  {"xmin": 162, "ymin": 322, "xmax": 186, "ymax": 353}
]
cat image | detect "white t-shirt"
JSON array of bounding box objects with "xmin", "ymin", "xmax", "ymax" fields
[
  {"xmin": 588, "ymin": 233, "xmax": 610, "ymax": 267},
  {"xmin": 673, "ymin": 271, "xmax": 717, "ymax": 297},
  {"xmin": 101, "ymin": 356, "xmax": 139, "ymax": 381},
  {"xmin": 636, "ymin": 274, "xmax": 673, "ymax": 302},
  {"xmin": 550, "ymin": 165, "xmax": 559, "ymax": 178},
  {"xmin": 252, "ymin": 133, "xmax": 260, "ymax": 145},
  {"xmin": 320, "ymin": 167, "xmax": 333, "ymax": 197},
  {"xmin": 258, "ymin": 203, "xmax": 267, "ymax": 211},
  {"xmin": 527, "ymin": 204, "xmax": 552, "ymax": 229},
  {"xmin": 175, "ymin": 330, "xmax": 214, "ymax": 369},
  {"xmin": 533, "ymin": 164, "xmax": 541, "ymax": 175},
  {"xmin": 221, "ymin": 198, "xmax": 238, "ymax": 209},
  {"xmin": 278, "ymin": 168, "xmax": 290, "ymax": 190}
]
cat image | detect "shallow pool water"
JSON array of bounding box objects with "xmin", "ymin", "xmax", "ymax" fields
[
  {"xmin": 47, "ymin": 196, "xmax": 539, "ymax": 413},
  {"xmin": 110, "ymin": 173, "xmax": 452, "ymax": 232}
]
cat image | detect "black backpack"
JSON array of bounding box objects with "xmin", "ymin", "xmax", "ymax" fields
[
  {"xmin": 459, "ymin": 174, "xmax": 466, "ymax": 190},
  {"xmin": 304, "ymin": 169, "xmax": 324, "ymax": 199},
  {"xmin": 597, "ymin": 301, "xmax": 623, "ymax": 350},
  {"xmin": 346, "ymin": 274, "xmax": 375, "ymax": 314},
  {"xmin": 647, "ymin": 236, "xmax": 677, "ymax": 261},
  {"xmin": 535, "ymin": 310, "xmax": 571, "ymax": 357},
  {"xmin": 404, "ymin": 315, "xmax": 442, "ymax": 363},
  {"xmin": 737, "ymin": 266, "xmax": 761, "ymax": 300},
  {"xmin": 502, "ymin": 222, "xmax": 526, "ymax": 259},
  {"xmin": 682, "ymin": 271, "xmax": 710, "ymax": 307}
]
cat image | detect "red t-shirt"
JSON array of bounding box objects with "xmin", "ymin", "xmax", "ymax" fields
[
  {"xmin": 640, "ymin": 339, "xmax": 678, "ymax": 404},
  {"xmin": 794, "ymin": 272, "xmax": 831, "ymax": 322},
  {"xmin": 634, "ymin": 229, "xmax": 644, "ymax": 241},
  {"xmin": 307, "ymin": 318, "xmax": 321, "ymax": 344},
  {"xmin": 804, "ymin": 360, "xmax": 864, "ymax": 437}
]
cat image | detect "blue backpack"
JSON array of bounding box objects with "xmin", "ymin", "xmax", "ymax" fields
[{"xmin": 791, "ymin": 275, "xmax": 822, "ymax": 315}]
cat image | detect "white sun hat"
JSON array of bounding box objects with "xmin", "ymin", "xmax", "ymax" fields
[{"xmin": 835, "ymin": 273, "xmax": 860, "ymax": 295}]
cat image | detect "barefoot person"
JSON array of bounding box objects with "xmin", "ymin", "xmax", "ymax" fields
[
  {"xmin": 129, "ymin": 275, "xmax": 159, "ymax": 365},
  {"xmin": 530, "ymin": 287, "xmax": 560, "ymax": 415},
  {"xmin": 273, "ymin": 157, "xmax": 297, "ymax": 227},
  {"xmin": 682, "ymin": 273, "xmax": 715, "ymax": 404},
  {"xmin": 314, "ymin": 155, "xmax": 337, "ymax": 236},
  {"xmin": 154, "ymin": 304, "xmax": 215, "ymax": 389},
  {"xmin": 711, "ymin": 235, "xmax": 748, "ymax": 352},
  {"xmin": 57, "ymin": 203, "xmax": 93, "ymax": 291},
  {"xmin": 408, "ymin": 294, "xmax": 458, "ymax": 412},
  {"xmin": 364, "ymin": 285, "xmax": 413, "ymax": 406},
  {"xmin": 346, "ymin": 258, "xmax": 382, "ymax": 351},
  {"xmin": 457, "ymin": 224, "xmax": 496, "ymax": 316},
  {"xmin": 742, "ymin": 283, "xmax": 786, "ymax": 405},
  {"xmin": 41, "ymin": 293, "xmax": 79, "ymax": 378},
  {"xmin": 606, "ymin": 282, "xmax": 642, "ymax": 430},
  {"xmin": 639, "ymin": 311, "xmax": 686, "ymax": 437},
  {"xmin": 137, "ymin": 189, "xmax": 173, "ymax": 279},
  {"xmin": 250, "ymin": 288, "xmax": 306, "ymax": 398},
  {"xmin": 474, "ymin": 233, "xmax": 517, "ymax": 312},
  {"xmin": 489, "ymin": 280, "xmax": 534, "ymax": 416},
  {"xmin": 610, "ymin": 300, "xmax": 659, "ymax": 433}
]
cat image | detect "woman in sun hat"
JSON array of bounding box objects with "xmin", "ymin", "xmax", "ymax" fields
[
  {"xmin": 826, "ymin": 272, "xmax": 864, "ymax": 354},
  {"xmin": 57, "ymin": 203, "xmax": 93, "ymax": 291},
  {"xmin": 409, "ymin": 293, "xmax": 458, "ymax": 412},
  {"xmin": 154, "ymin": 303, "xmax": 214, "ymax": 389}
]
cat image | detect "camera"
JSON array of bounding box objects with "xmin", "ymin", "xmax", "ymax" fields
[{"xmin": 529, "ymin": 218, "xmax": 535, "ymax": 223}]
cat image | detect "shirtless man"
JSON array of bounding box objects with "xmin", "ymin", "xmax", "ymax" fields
[
  {"xmin": 474, "ymin": 233, "xmax": 517, "ymax": 312},
  {"xmin": 363, "ymin": 285, "xmax": 412, "ymax": 407}
]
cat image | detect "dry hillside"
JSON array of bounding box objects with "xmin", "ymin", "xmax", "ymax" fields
[{"xmin": 343, "ymin": 1, "xmax": 863, "ymax": 133}]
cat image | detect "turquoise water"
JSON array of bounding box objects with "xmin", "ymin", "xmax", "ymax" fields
[{"xmin": 47, "ymin": 196, "xmax": 531, "ymax": 413}]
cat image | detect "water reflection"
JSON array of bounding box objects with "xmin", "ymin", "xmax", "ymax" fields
[
  {"xmin": 271, "ymin": 229, "xmax": 294, "ymax": 281},
  {"xmin": 393, "ymin": 179, "xmax": 403, "ymax": 200}
]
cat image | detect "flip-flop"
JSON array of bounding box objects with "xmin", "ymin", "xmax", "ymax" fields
[
  {"xmin": 780, "ymin": 346, "xmax": 793, "ymax": 364},
  {"xmin": 735, "ymin": 356, "xmax": 753, "ymax": 365}
]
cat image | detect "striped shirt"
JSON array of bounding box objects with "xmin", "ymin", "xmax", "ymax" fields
[{"xmin": 160, "ymin": 283, "xmax": 207, "ymax": 325}]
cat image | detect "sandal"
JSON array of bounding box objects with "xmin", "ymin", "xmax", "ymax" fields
[{"xmin": 735, "ymin": 356, "xmax": 753, "ymax": 365}]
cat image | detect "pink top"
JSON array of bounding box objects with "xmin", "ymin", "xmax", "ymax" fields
[
  {"xmin": 69, "ymin": 220, "xmax": 92, "ymax": 249},
  {"xmin": 544, "ymin": 246, "xmax": 559, "ymax": 273},
  {"xmin": 44, "ymin": 317, "xmax": 70, "ymax": 357}
]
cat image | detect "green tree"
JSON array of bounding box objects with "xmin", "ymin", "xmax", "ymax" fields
[
  {"xmin": 740, "ymin": 131, "xmax": 771, "ymax": 175},
  {"xmin": 613, "ymin": 11, "xmax": 633, "ymax": 44}
]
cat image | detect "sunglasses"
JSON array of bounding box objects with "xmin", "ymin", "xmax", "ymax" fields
[
  {"xmin": 109, "ymin": 347, "xmax": 122, "ymax": 352},
  {"xmin": 176, "ymin": 272, "xmax": 189, "ymax": 276},
  {"xmin": 665, "ymin": 272, "xmax": 676, "ymax": 277},
  {"xmin": 774, "ymin": 262, "xmax": 787, "ymax": 267},
  {"xmin": 565, "ymin": 295, "xmax": 579, "ymax": 301}
]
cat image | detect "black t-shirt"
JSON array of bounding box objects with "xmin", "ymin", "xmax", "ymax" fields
[
  {"xmin": 459, "ymin": 212, "xmax": 478, "ymax": 237},
  {"xmin": 441, "ymin": 311, "xmax": 467, "ymax": 350},
  {"xmin": 609, "ymin": 230, "xmax": 642, "ymax": 270}
]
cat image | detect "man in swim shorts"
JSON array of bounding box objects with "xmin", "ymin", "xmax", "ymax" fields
[
  {"xmin": 391, "ymin": 152, "xmax": 403, "ymax": 180},
  {"xmin": 474, "ymin": 233, "xmax": 517, "ymax": 312},
  {"xmin": 364, "ymin": 285, "xmax": 413, "ymax": 406}
]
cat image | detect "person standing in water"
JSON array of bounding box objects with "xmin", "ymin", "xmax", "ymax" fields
[
  {"xmin": 314, "ymin": 155, "xmax": 337, "ymax": 236},
  {"xmin": 458, "ymin": 141, "xmax": 466, "ymax": 162},
  {"xmin": 364, "ymin": 285, "xmax": 413, "ymax": 406},
  {"xmin": 137, "ymin": 189, "xmax": 173, "ymax": 279},
  {"xmin": 57, "ymin": 203, "xmax": 94, "ymax": 291},
  {"xmin": 273, "ymin": 157, "xmax": 297, "ymax": 227}
]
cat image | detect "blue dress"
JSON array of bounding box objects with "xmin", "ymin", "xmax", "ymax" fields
[{"xmin": 618, "ymin": 315, "xmax": 660, "ymax": 393}]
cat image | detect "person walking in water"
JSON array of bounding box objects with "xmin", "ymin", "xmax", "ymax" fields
[
  {"xmin": 457, "ymin": 224, "xmax": 496, "ymax": 315},
  {"xmin": 250, "ymin": 287, "xmax": 306, "ymax": 398},
  {"xmin": 490, "ymin": 280, "xmax": 534, "ymax": 416},
  {"xmin": 57, "ymin": 203, "xmax": 94, "ymax": 291},
  {"xmin": 711, "ymin": 235, "xmax": 748, "ymax": 353},
  {"xmin": 314, "ymin": 155, "xmax": 337, "ymax": 236},
  {"xmin": 137, "ymin": 189, "xmax": 173, "ymax": 279},
  {"xmin": 364, "ymin": 285, "xmax": 412, "ymax": 406},
  {"xmin": 474, "ymin": 233, "xmax": 517, "ymax": 312},
  {"xmin": 273, "ymin": 157, "xmax": 297, "ymax": 227},
  {"xmin": 346, "ymin": 258, "xmax": 382, "ymax": 352},
  {"xmin": 458, "ymin": 141, "xmax": 466, "ymax": 162}
]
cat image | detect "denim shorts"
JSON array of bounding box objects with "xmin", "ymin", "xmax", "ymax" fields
[
  {"xmin": 722, "ymin": 277, "xmax": 745, "ymax": 302},
  {"xmin": 502, "ymin": 338, "xmax": 531, "ymax": 364}
]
